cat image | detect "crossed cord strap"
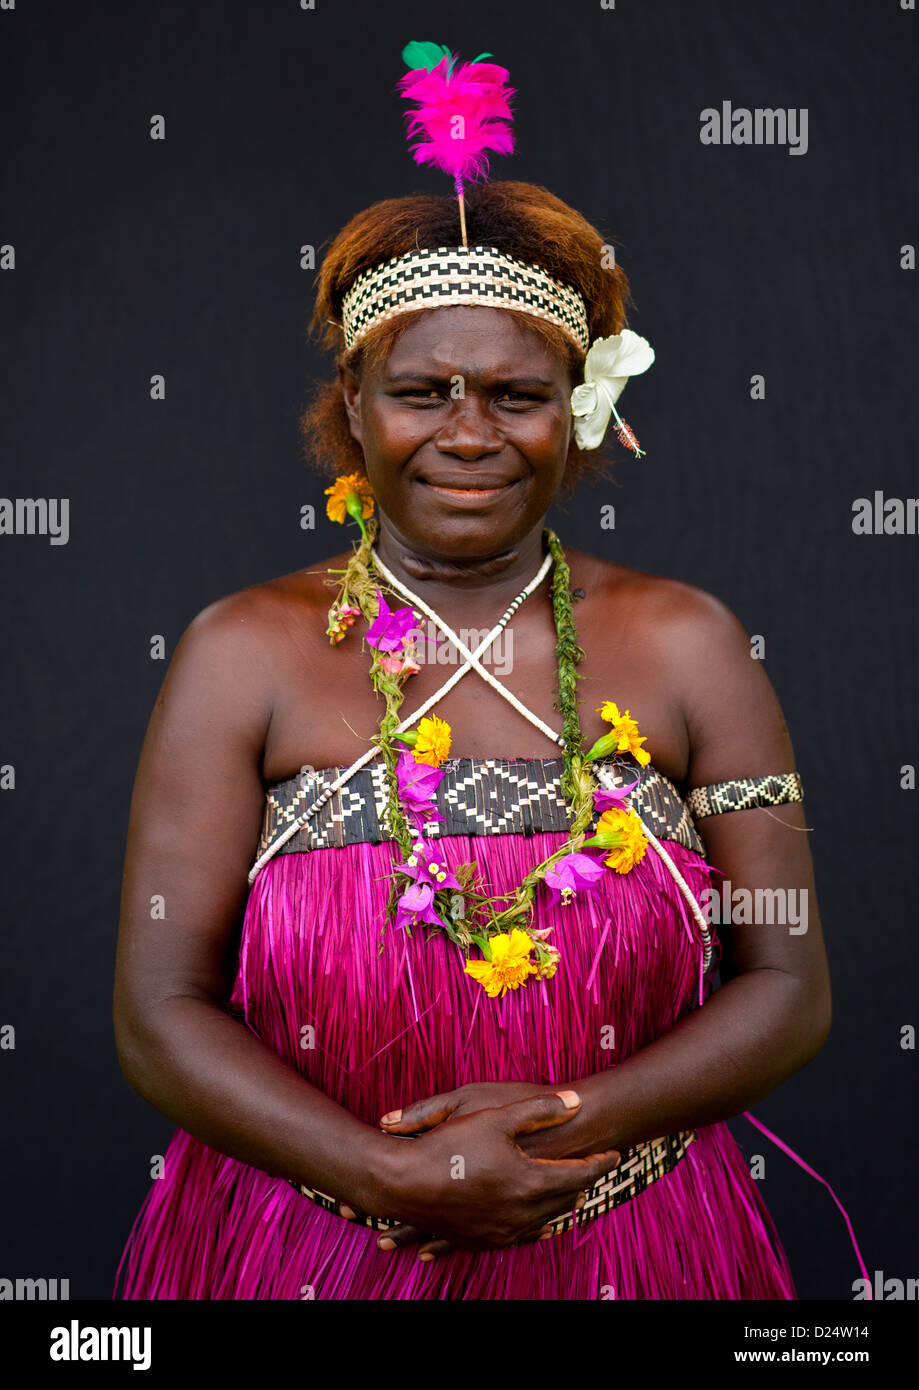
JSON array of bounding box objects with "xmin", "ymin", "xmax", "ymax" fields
[{"xmin": 247, "ymin": 545, "xmax": 713, "ymax": 971}]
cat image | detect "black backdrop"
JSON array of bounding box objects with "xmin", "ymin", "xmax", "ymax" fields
[{"xmin": 1, "ymin": 0, "xmax": 916, "ymax": 1303}]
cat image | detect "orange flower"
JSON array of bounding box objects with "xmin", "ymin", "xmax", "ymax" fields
[
  {"xmin": 324, "ymin": 473, "xmax": 375, "ymax": 526},
  {"xmin": 590, "ymin": 701, "xmax": 651, "ymax": 767},
  {"xmin": 587, "ymin": 807, "xmax": 648, "ymax": 874}
]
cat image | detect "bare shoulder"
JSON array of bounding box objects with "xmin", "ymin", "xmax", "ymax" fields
[
  {"xmin": 149, "ymin": 551, "xmax": 355, "ymax": 755},
  {"xmin": 176, "ymin": 549, "xmax": 353, "ymax": 662},
  {"xmin": 569, "ymin": 547, "xmax": 787, "ymax": 779},
  {"xmin": 571, "ymin": 547, "xmax": 749, "ymax": 655}
]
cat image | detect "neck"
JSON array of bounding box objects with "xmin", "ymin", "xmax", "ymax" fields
[{"xmin": 371, "ymin": 519, "xmax": 551, "ymax": 609}]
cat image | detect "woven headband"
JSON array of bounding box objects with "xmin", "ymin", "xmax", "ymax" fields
[{"xmin": 341, "ymin": 244, "xmax": 591, "ymax": 355}]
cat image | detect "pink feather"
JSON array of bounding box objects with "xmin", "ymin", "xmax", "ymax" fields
[{"xmin": 397, "ymin": 55, "xmax": 515, "ymax": 193}]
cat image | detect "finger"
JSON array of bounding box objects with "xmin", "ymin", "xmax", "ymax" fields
[
  {"xmin": 525, "ymin": 1147, "xmax": 622, "ymax": 1200},
  {"xmin": 516, "ymin": 1223, "xmax": 556, "ymax": 1246},
  {"xmin": 493, "ymin": 1089, "xmax": 584, "ymax": 1139},
  {"xmin": 519, "ymin": 1187, "xmax": 593, "ymax": 1242},
  {"xmin": 379, "ymin": 1093, "xmax": 460, "ymax": 1134},
  {"xmin": 503, "ymin": 1191, "xmax": 590, "ymax": 1248},
  {"xmin": 416, "ymin": 1240, "xmax": 455, "ymax": 1262},
  {"xmin": 376, "ymin": 1225, "xmax": 430, "ymax": 1251}
]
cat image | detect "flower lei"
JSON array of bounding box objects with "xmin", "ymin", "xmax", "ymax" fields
[{"xmin": 323, "ymin": 472, "xmax": 653, "ymax": 997}]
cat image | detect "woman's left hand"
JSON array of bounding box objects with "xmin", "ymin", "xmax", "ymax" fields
[
  {"xmin": 372, "ymin": 1081, "xmax": 606, "ymax": 1259},
  {"xmin": 380, "ymin": 1080, "xmax": 550, "ymax": 1134}
]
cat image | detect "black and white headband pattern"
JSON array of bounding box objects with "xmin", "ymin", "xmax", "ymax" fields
[{"xmin": 340, "ymin": 245, "xmax": 591, "ymax": 354}]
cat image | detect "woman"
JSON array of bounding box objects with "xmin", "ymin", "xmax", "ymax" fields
[{"xmin": 113, "ymin": 178, "xmax": 830, "ymax": 1300}]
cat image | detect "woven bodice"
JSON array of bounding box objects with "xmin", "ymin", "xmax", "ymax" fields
[{"xmin": 257, "ymin": 755, "xmax": 705, "ymax": 860}]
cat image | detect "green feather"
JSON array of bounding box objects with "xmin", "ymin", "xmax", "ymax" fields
[
  {"xmin": 401, "ymin": 40, "xmax": 451, "ymax": 71},
  {"xmin": 401, "ymin": 42, "xmax": 495, "ymax": 76}
]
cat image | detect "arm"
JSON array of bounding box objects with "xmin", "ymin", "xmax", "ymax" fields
[
  {"xmin": 555, "ymin": 586, "xmax": 832, "ymax": 1158},
  {"xmin": 384, "ymin": 586, "xmax": 832, "ymax": 1164},
  {"xmin": 113, "ymin": 590, "xmax": 395, "ymax": 1213},
  {"xmin": 113, "ymin": 589, "xmax": 618, "ymax": 1245}
]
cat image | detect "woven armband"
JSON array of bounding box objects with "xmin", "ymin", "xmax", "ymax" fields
[{"xmin": 686, "ymin": 772, "xmax": 804, "ymax": 820}]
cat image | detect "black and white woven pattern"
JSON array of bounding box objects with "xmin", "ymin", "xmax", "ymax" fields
[
  {"xmin": 686, "ymin": 772, "xmax": 803, "ymax": 820},
  {"xmin": 256, "ymin": 756, "xmax": 706, "ymax": 860},
  {"xmin": 340, "ymin": 245, "xmax": 591, "ymax": 353}
]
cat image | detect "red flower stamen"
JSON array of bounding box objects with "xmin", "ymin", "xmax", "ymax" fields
[{"xmin": 614, "ymin": 418, "xmax": 642, "ymax": 456}]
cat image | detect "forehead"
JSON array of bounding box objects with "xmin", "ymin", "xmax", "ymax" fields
[{"xmin": 380, "ymin": 306, "xmax": 566, "ymax": 377}]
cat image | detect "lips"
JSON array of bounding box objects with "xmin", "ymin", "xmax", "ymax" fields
[
  {"xmin": 419, "ymin": 475, "xmax": 518, "ymax": 491},
  {"xmin": 417, "ymin": 477, "xmax": 520, "ymax": 507}
]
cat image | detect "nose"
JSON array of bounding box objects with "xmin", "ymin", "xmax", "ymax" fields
[{"xmin": 433, "ymin": 394, "xmax": 504, "ymax": 459}]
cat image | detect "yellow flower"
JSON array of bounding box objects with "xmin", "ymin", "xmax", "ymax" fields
[
  {"xmin": 594, "ymin": 701, "xmax": 651, "ymax": 767},
  {"xmin": 413, "ymin": 714, "xmax": 452, "ymax": 768},
  {"xmin": 595, "ymin": 807, "xmax": 648, "ymax": 874},
  {"xmin": 324, "ymin": 472, "xmax": 375, "ymax": 525},
  {"xmin": 464, "ymin": 929, "xmax": 538, "ymax": 998}
]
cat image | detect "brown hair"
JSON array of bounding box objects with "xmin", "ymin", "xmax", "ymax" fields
[{"xmin": 298, "ymin": 180, "xmax": 635, "ymax": 498}]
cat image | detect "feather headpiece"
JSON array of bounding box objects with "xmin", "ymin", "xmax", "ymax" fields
[{"xmin": 397, "ymin": 40, "xmax": 515, "ymax": 246}]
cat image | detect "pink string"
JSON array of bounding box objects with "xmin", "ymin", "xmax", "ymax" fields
[
  {"xmin": 462, "ymin": 987, "xmax": 482, "ymax": 1053},
  {"xmin": 397, "ymin": 924, "xmax": 422, "ymax": 1023},
  {"xmin": 349, "ymin": 999, "xmax": 440, "ymax": 1074},
  {"xmin": 742, "ymin": 1110, "xmax": 872, "ymax": 1297},
  {"xmin": 585, "ymin": 916, "xmax": 612, "ymax": 994}
]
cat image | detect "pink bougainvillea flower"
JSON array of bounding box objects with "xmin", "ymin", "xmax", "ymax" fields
[
  {"xmin": 365, "ymin": 590, "xmax": 421, "ymax": 653},
  {"xmin": 395, "ymin": 749, "xmax": 445, "ymax": 833},
  {"xmin": 395, "ymin": 841, "xmax": 461, "ymax": 891},
  {"xmin": 394, "ymin": 880, "xmax": 446, "ymax": 932},
  {"xmin": 396, "ymin": 748, "xmax": 444, "ymax": 808},
  {"xmin": 593, "ymin": 769, "xmax": 642, "ymax": 813},
  {"xmin": 543, "ymin": 851, "xmax": 607, "ymax": 908}
]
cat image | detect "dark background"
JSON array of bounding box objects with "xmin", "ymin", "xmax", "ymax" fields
[{"xmin": 1, "ymin": 0, "xmax": 916, "ymax": 1302}]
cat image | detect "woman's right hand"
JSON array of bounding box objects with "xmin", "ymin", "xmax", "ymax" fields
[{"xmin": 373, "ymin": 1091, "xmax": 620, "ymax": 1251}]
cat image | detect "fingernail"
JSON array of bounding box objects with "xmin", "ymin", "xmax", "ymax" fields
[
  {"xmin": 575, "ymin": 1193, "xmax": 587, "ymax": 1210},
  {"xmin": 339, "ymin": 1204, "xmax": 357, "ymax": 1219},
  {"xmin": 377, "ymin": 1236, "xmax": 396, "ymax": 1251},
  {"xmin": 539, "ymin": 1228, "xmax": 553, "ymax": 1240},
  {"xmin": 380, "ymin": 1109, "xmax": 402, "ymax": 1125},
  {"xmin": 418, "ymin": 1251, "xmax": 434, "ymax": 1262},
  {"xmin": 556, "ymin": 1090, "xmax": 580, "ymax": 1109}
]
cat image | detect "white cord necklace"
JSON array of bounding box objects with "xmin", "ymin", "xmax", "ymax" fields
[
  {"xmin": 247, "ymin": 543, "xmax": 557, "ymax": 883},
  {"xmin": 370, "ymin": 545, "xmax": 564, "ymax": 748}
]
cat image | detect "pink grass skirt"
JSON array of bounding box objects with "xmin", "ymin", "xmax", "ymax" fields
[{"xmin": 114, "ymin": 832, "xmax": 796, "ymax": 1300}]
